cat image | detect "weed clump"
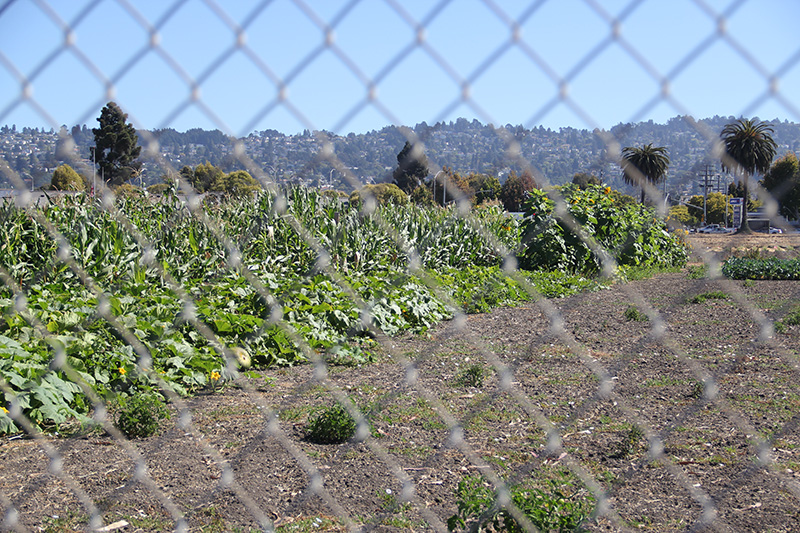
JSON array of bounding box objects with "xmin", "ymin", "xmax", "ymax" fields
[
  {"xmin": 686, "ymin": 265, "xmax": 708, "ymax": 279},
  {"xmin": 454, "ymin": 363, "xmax": 487, "ymax": 388},
  {"xmin": 608, "ymin": 425, "xmax": 644, "ymax": 459},
  {"xmin": 687, "ymin": 290, "xmax": 728, "ymax": 304},
  {"xmin": 114, "ymin": 393, "xmax": 170, "ymax": 439},
  {"xmin": 623, "ymin": 306, "xmax": 648, "ymax": 322},
  {"xmin": 305, "ymin": 403, "xmax": 357, "ymax": 444},
  {"xmin": 447, "ymin": 471, "xmax": 595, "ymax": 532}
]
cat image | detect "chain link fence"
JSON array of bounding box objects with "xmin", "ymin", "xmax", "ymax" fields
[{"xmin": 1, "ymin": 0, "xmax": 800, "ymax": 531}]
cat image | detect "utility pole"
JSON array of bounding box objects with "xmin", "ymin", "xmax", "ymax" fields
[{"xmin": 699, "ymin": 163, "xmax": 714, "ymax": 224}]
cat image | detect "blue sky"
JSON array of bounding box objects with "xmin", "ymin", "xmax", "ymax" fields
[{"xmin": 1, "ymin": 0, "xmax": 799, "ymax": 137}]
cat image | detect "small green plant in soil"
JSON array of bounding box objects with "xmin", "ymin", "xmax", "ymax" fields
[
  {"xmin": 453, "ymin": 363, "xmax": 487, "ymax": 388},
  {"xmin": 447, "ymin": 471, "xmax": 594, "ymax": 532},
  {"xmin": 687, "ymin": 290, "xmax": 729, "ymax": 304},
  {"xmin": 305, "ymin": 403, "xmax": 357, "ymax": 444},
  {"xmin": 623, "ymin": 305, "xmax": 648, "ymax": 322},
  {"xmin": 781, "ymin": 305, "xmax": 800, "ymax": 326},
  {"xmin": 114, "ymin": 393, "xmax": 170, "ymax": 439},
  {"xmin": 773, "ymin": 305, "xmax": 800, "ymax": 334},
  {"xmin": 686, "ymin": 264, "xmax": 708, "ymax": 279},
  {"xmin": 608, "ymin": 425, "xmax": 644, "ymax": 459}
]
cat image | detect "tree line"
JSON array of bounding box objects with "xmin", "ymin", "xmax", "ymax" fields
[
  {"xmin": 10, "ymin": 112, "xmax": 800, "ymax": 196},
  {"xmin": 387, "ymin": 119, "xmax": 796, "ymax": 233},
  {"xmin": 45, "ymin": 102, "xmax": 799, "ymax": 229}
]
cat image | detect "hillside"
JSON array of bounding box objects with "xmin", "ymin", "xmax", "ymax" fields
[{"xmin": 2, "ymin": 116, "xmax": 799, "ymax": 198}]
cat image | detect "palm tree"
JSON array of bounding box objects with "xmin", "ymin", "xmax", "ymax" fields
[
  {"xmin": 720, "ymin": 118, "xmax": 778, "ymax": 232},
  {"xmin": 621, "ymin": 143, "xmax": 670, "ymax": 204}
]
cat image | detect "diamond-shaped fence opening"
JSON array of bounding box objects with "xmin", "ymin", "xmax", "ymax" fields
[{"xmin": 1, "ymin": 0, "xmax": 799, "ymax": 531}]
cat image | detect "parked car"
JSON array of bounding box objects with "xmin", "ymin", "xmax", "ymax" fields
[{"xmin": 697, "ymin": 224, "xmax": 731, "ymax": 234}]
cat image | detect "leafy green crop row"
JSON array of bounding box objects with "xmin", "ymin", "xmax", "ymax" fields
[{"xmin": 722, "ymin": 257, "xmax": 800, "ymax": 280}]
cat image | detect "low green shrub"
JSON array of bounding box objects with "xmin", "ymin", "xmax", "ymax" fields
[
  {"xmin": 687, "ymin": 290, "xmax": 728, "ymax": 304},
  {"xmin": 447, "ymin": 471, "xmax": 595, "ymax": 532},
  {"xmin": 783, "ymin": 307, "xmax": 800, "ymax": 326},
  {"xmin": 775, "ymin": 305, "xmax": 800, "ymax": 334},
  {"xmin": 624, "ymin": 306, "xmax": 648, "ymax": 322},
  {"xmin": 305, "ymin": 403, "xmax": 357, "ymax": 444},
  {"xmin": 430, "ymin": 266, "xmax": 604, "ymax": 314},
  {"xmin": 454, "ymin": 363, "xmax": 487, "ymax": 388},
  {"xmin": 686, "ymin": 265, "xmax": 708, "ymax": 279},
  {"xmin": 114, "ymin": 393, "xmax": 170, "ymax": 439}
]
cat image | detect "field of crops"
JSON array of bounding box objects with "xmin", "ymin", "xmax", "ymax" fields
[{"xmin": 0, "ymin": 185, "xmax": 690, "ymax": 435}]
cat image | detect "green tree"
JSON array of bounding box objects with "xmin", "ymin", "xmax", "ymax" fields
[
  {"xmin": 50, "ymin": 164, "xmax": 85, "ymax": 191},
  {"xmin": 720, "ymin": 118, "xmax": 777, "ymax": 232},
  {"xmin": 392, "ymin": 141, "xmax": 429, "ymax": 194},
  {"xmin": 686, "ymin": 196, "xmax": 706, "ymax": 224},
  {"xmin": 91, "ymin": 102, "xmax": 142, "ymax": 187},
  {"xmin": 467, "ymin": 173, "xmax": 501, "ymax": 205},
  {"xmin": 761, "ymin": 152, "xmax": 800, "ymax": 221},
  {"xmin": 410, "ymin": 184, "xmax": 435, "ymax": 206},
  {"xmin": 499, "ymin": 170, "xmax": 537, "ymax": 212},
  {"xmin": 349, "ymin": 183, "xmax": 408, "ymax": 206},
  {"xmin": 210, "ymin": 170, "xmax": 261, "ymax": 196},
  {"xmin": 685, "ymin": 193, "xmax": 733, "ymax": 225},
  {"xmin": 148, "ymin": 173, "xmax": 177, "ymax": 195},
  {"xmin": 621, "ymin": 143, "xmax": 669, "ymax": 204},
  {"xmin": 190, "ymin": 162, "xmax": 224, "ymax": 193},
  {"xmin": 433, "ymin": 167, "xmax": 473, "ymax": 206},
  {"xmin": 572, "ymin": 172, "xmax": 602, "ymax": 189},
  {"xmin": 668, "ymin": 204, "xmax": 696, "ymax": 226}
]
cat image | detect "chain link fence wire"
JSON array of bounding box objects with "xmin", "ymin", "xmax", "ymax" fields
[{"xmin": 1, "ymin": 0, "xmax": 799, "ymax": 531}]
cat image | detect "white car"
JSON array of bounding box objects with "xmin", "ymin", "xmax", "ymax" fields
[{"xmin": 698, "ymin": 224, "xmax": 729, "ymax": 234}]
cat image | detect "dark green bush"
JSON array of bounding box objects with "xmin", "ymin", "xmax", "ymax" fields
[
  {"xmin": 115, "ymin": 393, "xmax": 170, "ymax": 439},
  {"xmin": 305, "ymin": 403, "xmax": 357, "ymax": 444},
  {"xmin": 518, "ymin": 184, "xmax": 689, "ymax": 275}
]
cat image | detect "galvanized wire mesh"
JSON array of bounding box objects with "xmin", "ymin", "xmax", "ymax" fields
[{"xmin": 1, "ymin": 1, "xmax": 799, "ymax": 531}]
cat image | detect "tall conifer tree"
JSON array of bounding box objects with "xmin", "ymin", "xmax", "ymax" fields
[{"xmin": 91, "ymin": 101, "xmax": 141, "ymax": 186}]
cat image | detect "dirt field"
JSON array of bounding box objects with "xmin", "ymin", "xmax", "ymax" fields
[
  {"xmin": 1, "ymin": 234, "xmax": 799, "ymax": 532},
  {"xmin": 687, "ymin": 231, "xmax": 800, "ymax": 261}
]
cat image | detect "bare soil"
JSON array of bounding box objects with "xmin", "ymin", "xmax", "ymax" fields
[{"xmin": 1, "ymin": 234, "xmax": 800, "ymax": 532}]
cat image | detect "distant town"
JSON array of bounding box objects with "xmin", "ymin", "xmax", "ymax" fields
[{"xmin": 2, "ymin": 115, "xmax": 799, "ymax": 202}]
